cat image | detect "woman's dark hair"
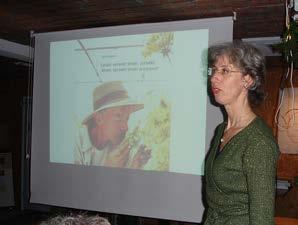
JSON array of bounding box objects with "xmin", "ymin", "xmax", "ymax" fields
[{"xmin": 208, "ymin": 41, "xmax": 266, "ymax": 106}]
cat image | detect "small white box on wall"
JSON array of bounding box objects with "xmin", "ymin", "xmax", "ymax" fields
[{"xmin": 295, "ymin": 0, "xmax": 298, "ymax": 11}]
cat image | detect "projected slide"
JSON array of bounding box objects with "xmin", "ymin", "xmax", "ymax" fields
[{"xmin": 50, "ymin": 29, "xmax": 208, "ymax": 175}]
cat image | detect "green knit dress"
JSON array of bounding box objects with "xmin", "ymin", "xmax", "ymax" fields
[{"xmin": 204, "ymin": 117, "xmax": 279, "ymax": 225}]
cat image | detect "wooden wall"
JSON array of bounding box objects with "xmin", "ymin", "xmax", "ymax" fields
[
  {"xmin": 255, "ymin": 57, "xmax": 298, "ymax": 182},
  {"xmin": 257, "ymin": 57, "xmax": 298, "ymax": 219},
  {"xmin": 1, "ymin": 55, "xmax": 298, "ymax": 222},
  {"xmin": 0, "ymin": 58, "xmax": 29, "ymax": 209}
]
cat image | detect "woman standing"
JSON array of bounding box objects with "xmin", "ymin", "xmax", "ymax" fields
[{"xmin": 204, "ymin": 41, "xmax": 279, "ymax": 225}]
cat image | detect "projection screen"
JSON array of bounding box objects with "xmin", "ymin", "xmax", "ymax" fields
[{"xmin": 31, "ymin": 17, "xmax": 233, "ymax": 222}]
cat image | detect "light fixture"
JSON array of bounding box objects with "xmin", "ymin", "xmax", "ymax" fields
[
  {"xmin": 274, "ymin": 0, "xmax": 298, "ymax": 139},
  {"xmin": 277, "ymin": 87, "xmax": 298, "ymax": 154}
]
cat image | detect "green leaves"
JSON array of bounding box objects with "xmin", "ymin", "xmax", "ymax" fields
[
  {"xmin": 142, "ymin": 32, "xmax": 174, "ymax": 62},
  {"xmin": 273, "ymin": 21, "xmax": 298, "ymax": 68},
  {"xmin": 125, "ymin": 97, "xmax": 171, "ymax": 171}
]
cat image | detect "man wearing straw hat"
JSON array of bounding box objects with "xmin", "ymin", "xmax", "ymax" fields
[{"xmin": 74, "ymin": 81, "xmax": 151, "ymax": 168}]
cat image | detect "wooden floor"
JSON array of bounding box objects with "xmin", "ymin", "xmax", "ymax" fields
[
  {"xmin": 275, "ymin": 217, "xmax": 298, "ymax": 225},
  {"xmin": 276, "ymin": 186, "xmax": 298, "ymax": 219}
]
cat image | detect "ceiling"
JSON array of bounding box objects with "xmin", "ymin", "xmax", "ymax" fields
[{"xmin": 0, "ymin": 0, "xmax": 286, "ymax": 46}]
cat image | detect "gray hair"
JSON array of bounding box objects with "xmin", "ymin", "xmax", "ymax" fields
[
  {"xmin": 39, "ymin": 213, "xmax": 111, "ymax": 225},
  {"xmin": 208, "ymin": 41, "xmax": 266, "ymax": 106}
]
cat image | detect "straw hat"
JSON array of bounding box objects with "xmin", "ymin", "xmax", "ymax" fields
[{"xmin": 82, "ymin": 81, "xmax": 143, "ymax": 124}]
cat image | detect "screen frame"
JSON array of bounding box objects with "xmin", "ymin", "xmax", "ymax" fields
[{"xmin": 30, "ymin": 17, "xmax": 232, "ymax": 223}]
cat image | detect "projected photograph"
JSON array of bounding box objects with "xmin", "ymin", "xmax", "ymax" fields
[
  {"xmin": 50, "ymin": 29, "xmax": 208, "ymax": 175},
  {"xmin": 73, "ymin": 80, "xmax": 171, "ymax": 171}
]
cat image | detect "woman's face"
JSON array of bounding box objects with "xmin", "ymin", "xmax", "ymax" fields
[
  {"xmin": 210, "ymin": 55, "xmax": 247, "ymax": 106},
  {"xmin": 99, "ymin": 107, "xmax": 131, "ymax": 147}
]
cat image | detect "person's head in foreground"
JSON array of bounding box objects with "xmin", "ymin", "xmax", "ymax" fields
[
  {"xmin": 208, "ymin": 40, "xmax": 265, "ymax": 107},
  {"xmin": 39, "ymin": 213, "xmax": 111, "ymax": 225}
]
